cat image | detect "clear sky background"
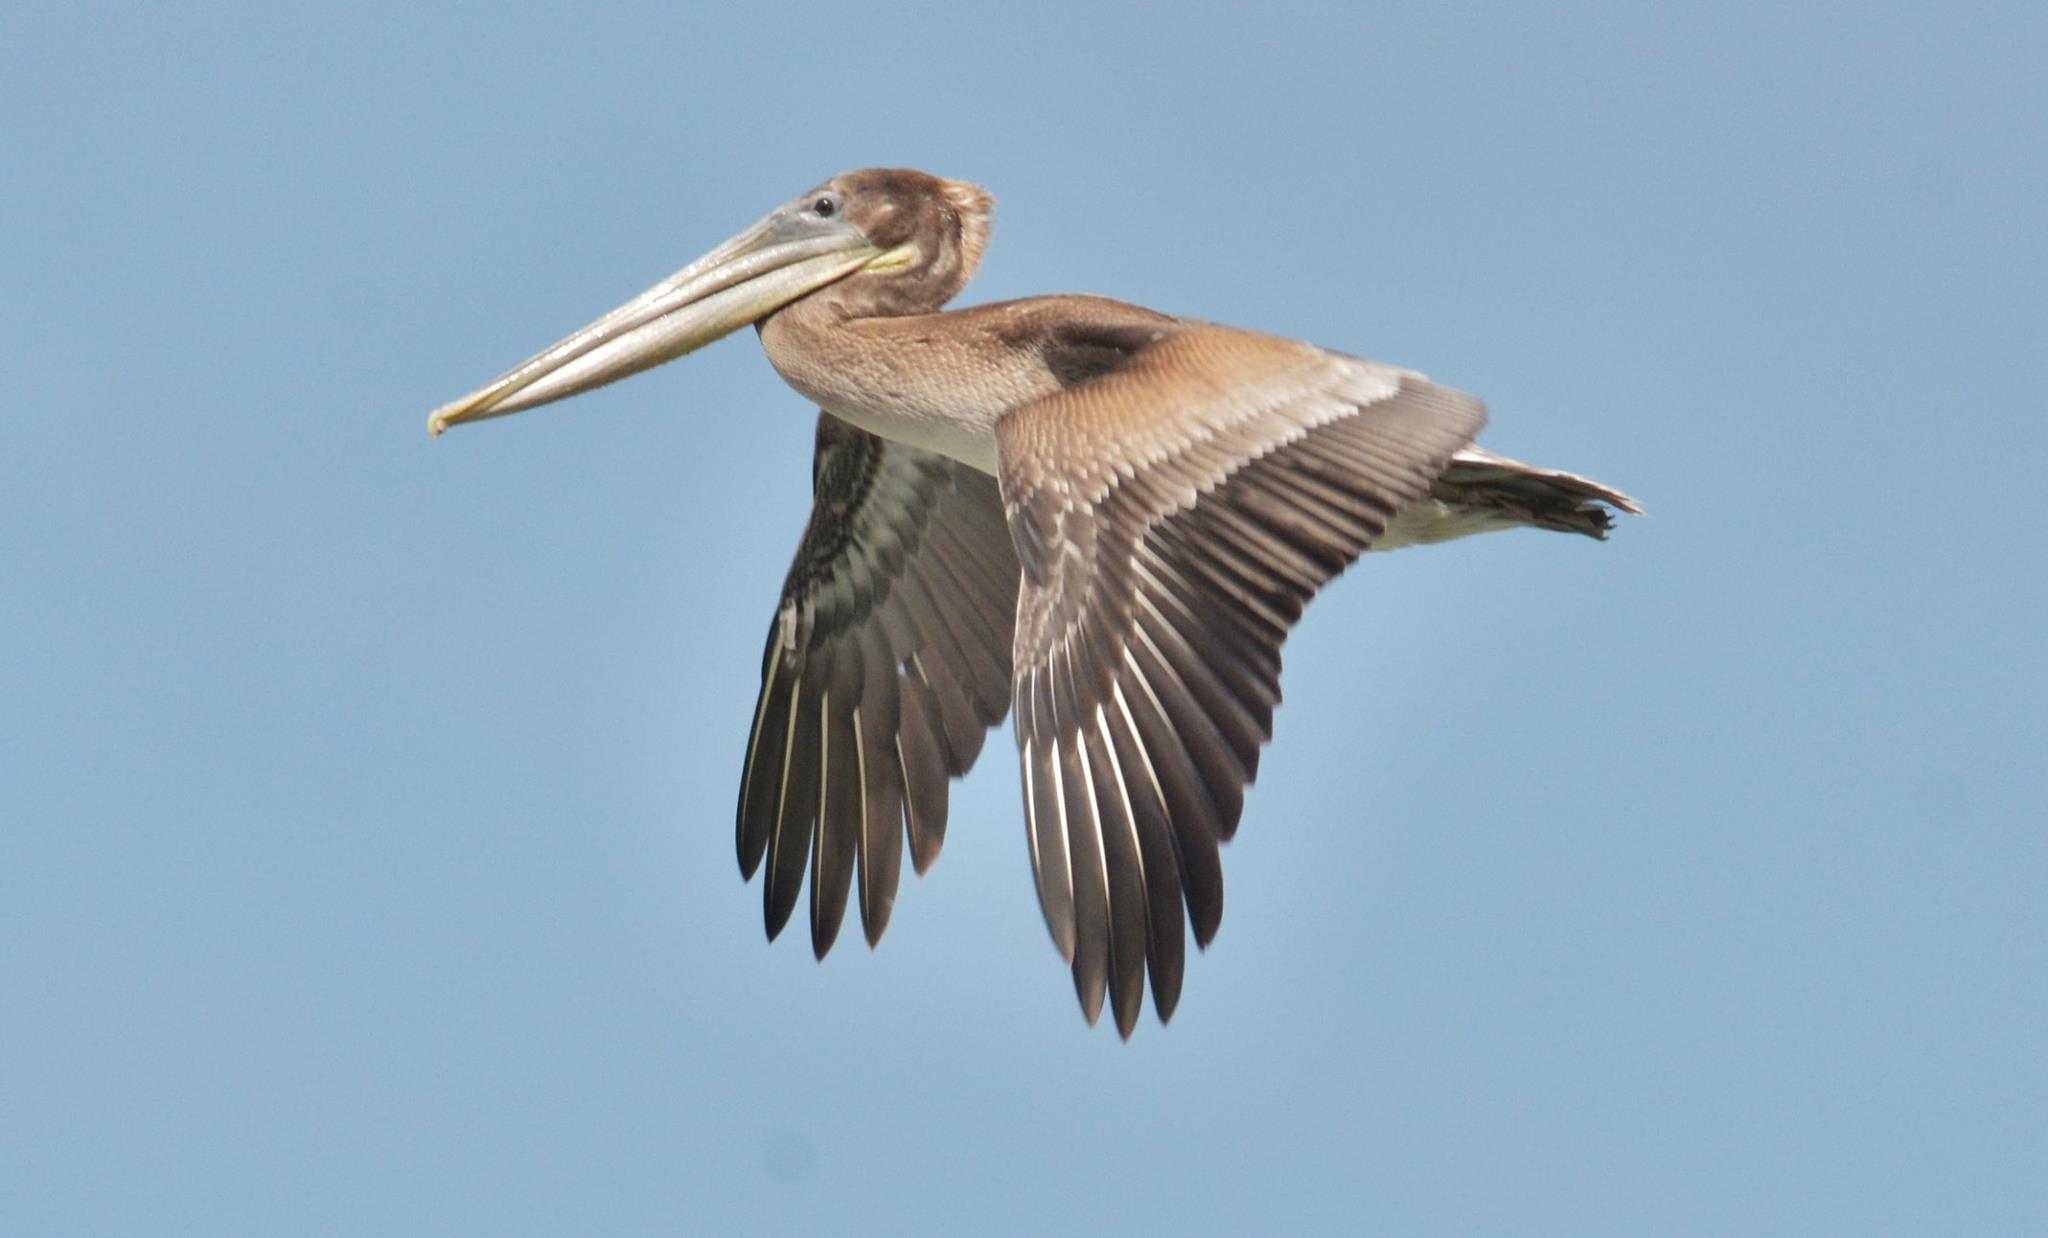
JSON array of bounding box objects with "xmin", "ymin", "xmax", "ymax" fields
[{"xmin": 4, "ymin": 2, "xmax": 2043, "ymax": 1234}]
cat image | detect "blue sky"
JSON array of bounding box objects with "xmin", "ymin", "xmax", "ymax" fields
[{"xmin": 4, "ymin": 1, "xmax": 2043, "ymax": 1233}]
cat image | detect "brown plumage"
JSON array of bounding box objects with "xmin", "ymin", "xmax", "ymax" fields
[{"xmin": 428, "ymin": 167, "xmax": 1640, "ymax": 1036}]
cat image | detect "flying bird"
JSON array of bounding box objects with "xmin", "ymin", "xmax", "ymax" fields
[{"xmin": 430, "ymin": 168, "xmax": 1637, "ymax": 1036}]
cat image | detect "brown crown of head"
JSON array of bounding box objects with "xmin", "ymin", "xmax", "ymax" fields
[{"xmin": 824, "ymin": 167, "xmax": 993, "ymax": 315}]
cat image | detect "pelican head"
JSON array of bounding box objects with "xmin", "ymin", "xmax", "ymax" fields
[{"xmin": 427, "ymin": 168, "xmax": 992, "ymax": 436}]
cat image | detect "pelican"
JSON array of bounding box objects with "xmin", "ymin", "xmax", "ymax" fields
[{"xmin": 430, "ymin": 168, "xmax": 1637, "ymax": 1036}]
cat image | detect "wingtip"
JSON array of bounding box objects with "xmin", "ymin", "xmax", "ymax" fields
[
  {"xmin": 808, "ymin": 904, "xmax": 846, "ymax": 961},
  {"xmin": 764, "ymin": 893, "xmax": 797, "ymax": 943},
  {"xmin": 1047, "ymin": 916, "xmax": 1077, "ymax": 965},
  {"xmin": 1113, "ymin": 1002, "xmax": 1140, "ymax": 1041},
  {"xmin": 1076, "ymin": 982, "xmax": 1106, "ymax": 1029},
  {"xmin": 861, "ymin": 906, "xmax": 892, "ymax": 950},
  {"xmin": 1151, "ymin": 979, "xmax": 1182, "ymax": 1027}
]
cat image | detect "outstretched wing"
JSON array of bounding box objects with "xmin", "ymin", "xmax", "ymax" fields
[
  {"xmin": 739, "ymin": 412, "xmax": 1018, "ymax": 957},
  {"xmin": 996, "ymin": 325, "xmax": 1486, "ymax": 1036}
]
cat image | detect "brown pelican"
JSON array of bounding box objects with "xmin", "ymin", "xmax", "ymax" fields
[{"xmin": 430, "ymin": 168, "xmax": 1637, "ymax": 1036}]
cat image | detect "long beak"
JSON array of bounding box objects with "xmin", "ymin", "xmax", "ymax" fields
[{"xmin": 428, "ymin": 213, "xmax": 884, "ymax": 436}]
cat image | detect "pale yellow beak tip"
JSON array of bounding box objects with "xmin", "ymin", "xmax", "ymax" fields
[{"xmin": 426, "ymin": 398, "xmax": 476, "ymax": 438}]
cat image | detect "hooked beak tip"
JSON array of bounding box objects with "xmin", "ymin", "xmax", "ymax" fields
[
  {"xmin": 425, "ymin": 401, "xmax": 469, "ymax": 438},
  {"xmin": 427, "ymin": 386, "xmax": 517, "ymax": 438}
]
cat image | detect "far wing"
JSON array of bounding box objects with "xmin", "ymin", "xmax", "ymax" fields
[{"xmin": 739, "ymin": 412, "xmax": 1018, "ymax": 956}]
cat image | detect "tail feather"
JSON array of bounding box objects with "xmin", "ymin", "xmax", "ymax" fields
[{"xmin": 1377, "ymin": 446, "xmax": 1641, "ymax": 549}]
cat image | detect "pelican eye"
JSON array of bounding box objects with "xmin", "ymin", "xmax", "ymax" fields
[{"xmin": 811, "ymin": 196, "xmax": 836, "ymax": 218}]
